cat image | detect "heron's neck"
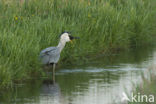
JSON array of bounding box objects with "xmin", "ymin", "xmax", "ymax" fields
[{"xmin": 57, "ymin": 39, "xmax": 66, "ymax": 53}]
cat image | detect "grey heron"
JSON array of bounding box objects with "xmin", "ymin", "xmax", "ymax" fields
[{"xmin": 40, "ymin": 32, "xmax": 79, "ymax": 82}]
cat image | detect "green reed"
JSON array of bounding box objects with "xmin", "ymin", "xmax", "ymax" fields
[{"xmin": 0, "ymin": 0, "xmax": 155, "ymax": 88}]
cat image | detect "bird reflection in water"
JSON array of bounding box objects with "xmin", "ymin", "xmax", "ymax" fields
[{"xmin": 40, "ymin": 80, "xmax": 64, "ymax": 104}]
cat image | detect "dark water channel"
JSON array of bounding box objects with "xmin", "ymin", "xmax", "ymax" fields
[{"xmin": 0, "ymin": 46, "xmax": 156, "ymax": 104}]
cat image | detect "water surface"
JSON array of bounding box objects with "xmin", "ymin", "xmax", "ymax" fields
[{"xmin": 0, "ymin": 46, "xmax": 156, "ymax": 104}]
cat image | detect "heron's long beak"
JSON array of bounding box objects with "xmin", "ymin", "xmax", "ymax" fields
[{"xmin": 69, "ymin": 35, "xmax": 80, "ymax": 41}]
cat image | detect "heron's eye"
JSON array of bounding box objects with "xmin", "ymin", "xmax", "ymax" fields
[{"xmin": 69, "ymin": 35, "xmax": 74, "ymax": 40}]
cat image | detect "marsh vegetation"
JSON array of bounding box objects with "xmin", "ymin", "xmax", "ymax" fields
[{"xmin": 0, "ymin": 0, "xmax": 155, "ymax": 88}]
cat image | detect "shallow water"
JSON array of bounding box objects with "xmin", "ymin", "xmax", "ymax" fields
[{"xmin": 0, "ymin": 46, "xmax": 156, "ymax": 104}]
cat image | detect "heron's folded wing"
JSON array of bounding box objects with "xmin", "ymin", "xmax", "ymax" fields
[{"xmin": 40, "ymin": 47, "xmax": 57, "ymax": 56}]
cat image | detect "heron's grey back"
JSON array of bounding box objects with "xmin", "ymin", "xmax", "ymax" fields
[{"xmin": 40, "ymin": 47, "xmax": 60, "ymax": 64}]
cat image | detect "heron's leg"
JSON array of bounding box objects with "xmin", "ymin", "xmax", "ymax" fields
[{"xmin": 52, "ymin": 63, "xmax": 56, "ymax": 83}]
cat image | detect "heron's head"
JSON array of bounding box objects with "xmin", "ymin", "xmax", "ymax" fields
[{"xmin": 60, "ymin": 32, "xmax": 79, "ymax": 43}]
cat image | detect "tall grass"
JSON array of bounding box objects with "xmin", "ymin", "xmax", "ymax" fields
[{"xmin": 0, "ymin": 0, "xmax": 155, "ymax": 88}]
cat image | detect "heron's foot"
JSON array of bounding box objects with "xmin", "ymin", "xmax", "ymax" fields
[{"xmin": 43, "ymin": 79, "xmax": 55, "ymax": 85}]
